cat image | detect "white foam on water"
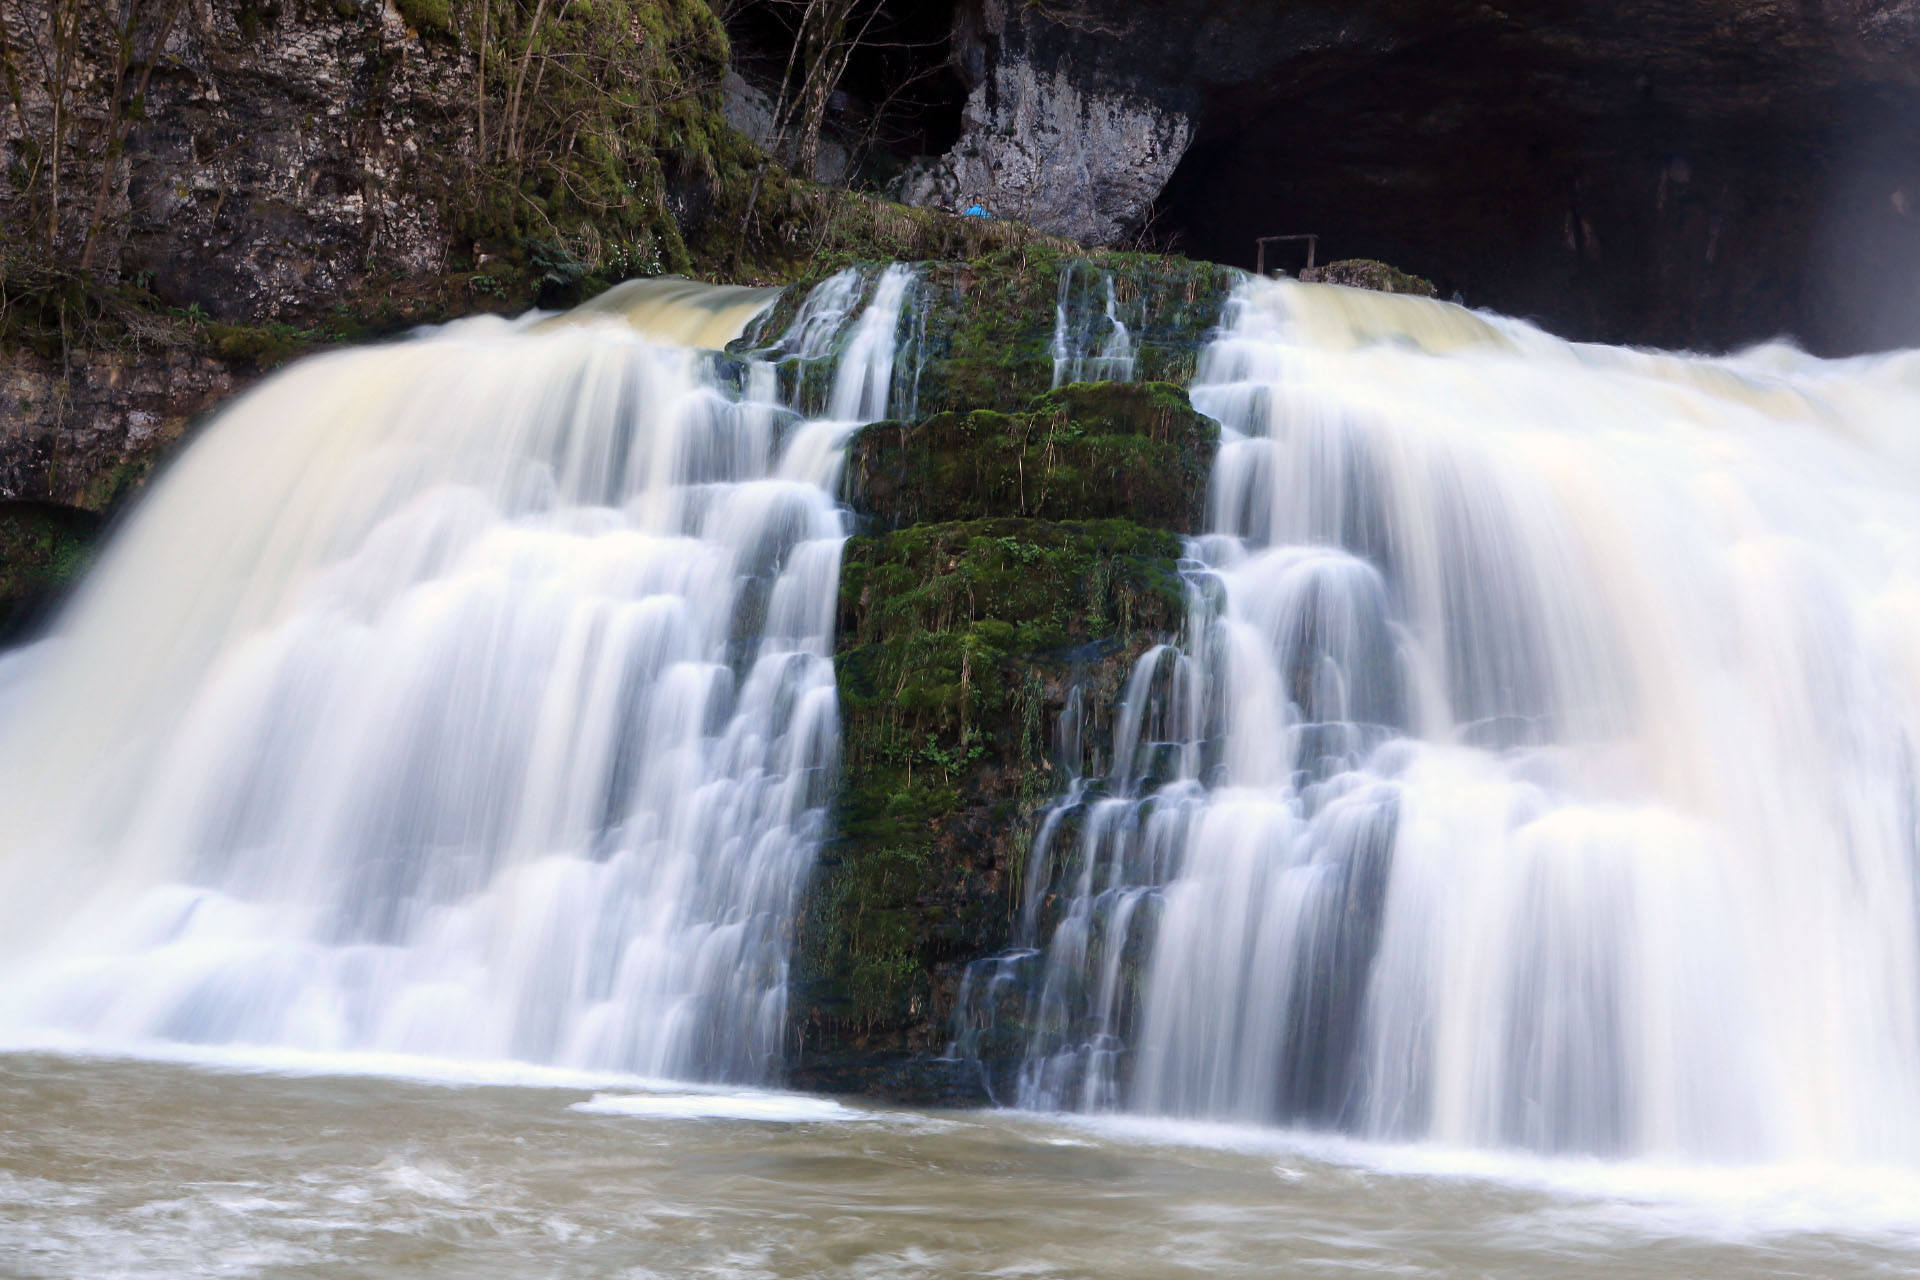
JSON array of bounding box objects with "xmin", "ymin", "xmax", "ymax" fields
[
  {"xmin": 1060, "ymin": 1110, "xmax": 1920, "ymax": 1248},
  {"xmin": 0, "ymin": 1035, "xmax": 678, "ymax": 1093},
  {"xmin": 572, "ymin": 1089, "xmax": 862, "ymax": 1123}
]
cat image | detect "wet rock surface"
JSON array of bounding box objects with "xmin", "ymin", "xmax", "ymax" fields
[
  {"xmin": 788, "ymin": 254, "xmax": 1227, "ymax": 1102},
  {"xmin": 849, "ymin": 382, "xmax": 1217, "ymax": 534},
  {"xmin": 1, "ymin": 344, "xmax": 237, "ymax": 513},
  {"xmin": 795, "ymin": 515, "xmax": 1190, "ymax": 1102}
]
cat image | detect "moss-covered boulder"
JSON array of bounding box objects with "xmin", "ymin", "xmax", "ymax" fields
[
  {"xmin": 783, "ymin": 244, "xmax": 1236, "ymax": 1101},
  {"xmin": 849, "ymin": 382, "xmax": 1217, "ymax": 534},
  {"xmin": 742, "ymin": 249, "xmax": 1238, "ymax": 417},
  {"xmin": 918, "ymin": 250, "xmax": 1237, "ymax": 415},
  {"xmin": 1299, "ymin": 258, "xmax": 1439, "ymax": 297},
  {"xmin": 789, "ymin": 518, "xmax": 1187, "ymax": 1100}
]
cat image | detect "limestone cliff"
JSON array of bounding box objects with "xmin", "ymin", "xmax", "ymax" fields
[
  {"xmin": 0, "ymin": 0, "xmax": 1060, "ymax": 628},
  {"xmin": 897, "ymin": 0, "xmax": 1920, "ymax": 353}
]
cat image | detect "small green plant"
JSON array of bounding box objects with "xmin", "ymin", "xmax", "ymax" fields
[
  {"xmin": 921, "ymin": 732, "xmax": 986, "ymax": 781},
  {"xmin": 393, "ymin": 0, "xmax": 453, "ymax": 33},
  {"xmin": 526, "ymin": 238, "xmax": 594, "ymax": 289}
]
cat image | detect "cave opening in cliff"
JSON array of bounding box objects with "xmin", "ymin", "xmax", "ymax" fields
[{"xmin": 1149, "ymin": 42, "xmax": 1920, "ymax": 357}]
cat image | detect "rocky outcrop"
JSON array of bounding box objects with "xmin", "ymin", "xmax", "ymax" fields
[
  {"xmin": 1300, "ymin": 259, "xmax": 1437, "ymax": 297},
  {"xmin": 784, "ymin": 253, "xmax": 1228, "ymax": 1103},
  {"xmin": 896, "ymin": 0, "xmax": 1920, "ymax": 353},
  {"xmin": 1, "ymin": 341, "xmax": 237, "ymax": 513},
  {"xmin": 1, "ymin": 0, "xmax": 474, "ymax": 323},
  {"xmin": 722, "ymin": 70, "xmax": 852, "ymax": 185},
  {"xmin": 894, "ymin": 30, "xmax": 1192, "ymax": 246}
]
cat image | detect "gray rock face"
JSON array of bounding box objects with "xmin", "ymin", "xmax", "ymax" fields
[
  {"xmin": 723, "ymin": 71, "xmax": 852, "ymax": 185},
  {"xmin": 1, "ymin": 0, "xmax": 471, "ymax": 323},
  {"xmin": 896, "ymin": 50, "xmax": 1192, "ymax": 245},
  {"xmin": 723, "ymin": 71, "xmax": 781, "ymax": 152},
  {"xmin": 125, "ymin": 4, "xmax": 465, "ymax": 322},
  {"xmin": 1, "ymin": 344, "xmax": 237, "ymax": 511}
]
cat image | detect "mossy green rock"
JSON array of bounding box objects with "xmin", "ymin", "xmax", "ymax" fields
[
  {"xmin": 849, "ymin": 382, "xmax": 1217, "ymax": 534},
  {"xmin": 741, "ymin": 249, "xmax": 1237, "ymax": 417},
  {"xmin": 1298, "ymin": 258, "xmax": 1439, "ymax": 297},
  {"xmin": 789, "ymin": 518, "xmax": 1186, "ymax": 1099},
  {"xmin": 912, "ymin": 251, "xmax": 1237, "ymax": 416},
  {"xmin": 785, "ymin": 248, "xmax": 1233, "ymax": 1100}
]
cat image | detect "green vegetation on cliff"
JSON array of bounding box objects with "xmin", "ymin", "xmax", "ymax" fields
[
  {"xmin": 849, "ymin": 382, "xmax": 1217, "ymax": 533},
  {"xmin": 752, "ymin": 249, "xmax": 1238, "ymax": 418},
  {"xmin": 446, "ymin": 0, "xmax": 733, "ymax": 284},
  {"xmin": 797, "ymin": 518, "xmax": 1185, "ymax": 1070}
]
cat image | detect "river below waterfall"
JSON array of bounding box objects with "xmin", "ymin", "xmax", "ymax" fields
[
  {"xmin": 9, "ymin": 262, "xmax": 1920, "ymax": 1276},
  {"xmin": 6, "ymin": 1050, "xmax": 1920, "ymax": 1278}
]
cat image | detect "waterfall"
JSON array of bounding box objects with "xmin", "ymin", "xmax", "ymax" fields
[
  {"xmin": 982, "ymin": 276, "xmax": 1920, "ymax": 1163},
  {"xmin": 0, "ymin": 268, "xmax": 916, "ymax": 1083},
  {"xmin": 1052, "ymin": 263, "xmax": 1136, "ymax": 387}
]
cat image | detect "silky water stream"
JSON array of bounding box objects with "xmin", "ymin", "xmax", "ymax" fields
[
  {"xmin": 5, "ymin": 271, "xmax": 1920, "ymax": 1277},
  {"xmin": 0, "ymin": 267, "xmax": 913, "ymax": 1078}
]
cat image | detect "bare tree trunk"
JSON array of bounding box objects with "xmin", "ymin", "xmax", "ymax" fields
[
  {"xmin": 504, "ymin": 0, "xmax": 551, "ymax": 162},
  {"xmin": 473, "ymin": 0, "xmax": 489, "ymax": 164},
  {"xmin": 45, "ymin": 0, "xmax": 85, "ymax": 252},
  {"xmin": 789, "ymin": 0, "xmax": 858, "ymax": 180},
  {"xmin": 79, "ymin": 0, "xmax": 186, "ymax": 271}
]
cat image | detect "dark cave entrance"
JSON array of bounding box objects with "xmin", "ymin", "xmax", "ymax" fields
[{"xmin": 1148, "ymin": 41, "xmax": 1920, "ymax": 356}]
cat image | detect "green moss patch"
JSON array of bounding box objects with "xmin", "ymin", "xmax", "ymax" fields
[
  {"xmin": 794, "ymin": 518, "xmax": 1183, "ymax": 1048},
  {"xmin": 739, "ymin": 248, "xmax": 1236, "ymax": 418},
  {"xmin": 1299, "ymin": 258, "xmax": 1439, "ymax": 296},
  {"xmin": 393, "ymin": 0, "xmax": 454, "ymax": 34},
  {"xmin": 434, "ymin": 0, "xmax": 736, "ymax": 291},
  {"xmin": 849, "ymin": 382, "xmax": 1218, "ymax": 533}
]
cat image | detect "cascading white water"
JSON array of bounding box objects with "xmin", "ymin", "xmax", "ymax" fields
[
  {"xmin": 0, "ymin": 266, "xmax": 917, "ymax": 1083},
  {"xmin": 988, "ymin": 276, "xmax": 1920, "ymax": 1163},
  {"xmin": 1052, "ymin": 262, "xmax": 1136, "ymax": 387}
]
